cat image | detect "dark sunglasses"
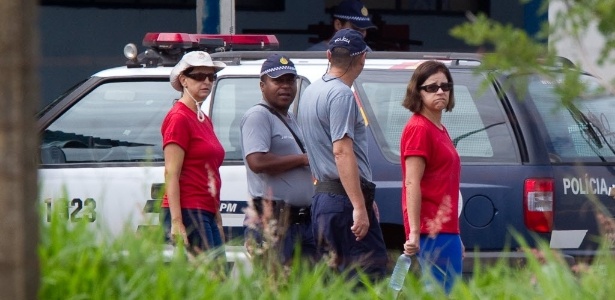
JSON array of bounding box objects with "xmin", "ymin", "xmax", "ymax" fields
[
  {"xmin": 184, "ymin": 72, "xmax": 217, "ymax": 82},
  {"xmin": 420, "ymin": 83, "xmax": 453, "ymax": 93}
]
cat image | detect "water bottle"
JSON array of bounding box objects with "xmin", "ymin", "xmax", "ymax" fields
[{"xmin": 389, "ymin": 254, "xmax": 413, "ymax": 298}]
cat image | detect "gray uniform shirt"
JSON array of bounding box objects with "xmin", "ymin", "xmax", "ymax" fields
[
  {"xmin": 240, "ymin": 101, "xmax": 314, "ymax": 207},
  {"xmin": 297, "ymin": 75, "xmax": 372, "ymax": 182}
]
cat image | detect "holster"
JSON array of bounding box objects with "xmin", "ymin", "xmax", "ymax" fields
[
  {"xmin": 252, "ymin": 197, "xmax": 311, "ymax": 224},
  {"xmin": 314, "ymin": 177, "xmax": 376, "ymax": 209}
]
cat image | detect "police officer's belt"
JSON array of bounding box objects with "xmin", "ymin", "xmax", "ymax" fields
[{"xmin": 314, "ymin": 177, "xmax": 376, "ymax": 209}]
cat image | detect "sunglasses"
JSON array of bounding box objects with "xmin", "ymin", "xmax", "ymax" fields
[
  {"xmin": 420, "ymin": 83, "xmax": 453, "ymax": 93},
  {"xmin": 184, "ymin": 72, "xmax": 217, "ymax": 82}
]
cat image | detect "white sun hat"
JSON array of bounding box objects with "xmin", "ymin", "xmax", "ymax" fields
[{"xmin": 169, "ymin": 51, "xmax": 226, "ymax": 91}]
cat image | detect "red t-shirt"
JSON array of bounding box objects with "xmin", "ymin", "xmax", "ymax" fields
[
  {"xmin": 400, "ymin": 113, "xmax": 461, "ymax": 237},
  {"xmin": 160, "ymin": 102, "xmax": 224, "ymax": 214}
]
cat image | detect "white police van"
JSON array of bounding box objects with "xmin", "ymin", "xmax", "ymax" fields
[{"xmin": 38, "ymin": 32, "xmax": 615, "ymax": 273}]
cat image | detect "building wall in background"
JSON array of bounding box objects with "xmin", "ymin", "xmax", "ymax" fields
[
  {"xmin": 39, "ymin": 7, "xmax": 195, "ymax": 108},
  {"xmin": 233, "ymin": 1, "xmax": 523, "ymax": 51},
  {"xmin": 549, "ymin": 2, "xmax": 614, "ymax": 84}
]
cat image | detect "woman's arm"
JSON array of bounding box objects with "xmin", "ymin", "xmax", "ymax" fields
[
  {"xmin": 164, "ymin": 143, "xmax": 188, "ymax": 246},
  {"xmin": 403, "ymin": 155, "xmax": 425, "ymax": 256},
  {"xmin": 215, "ymin": 210, "xmax": 225, "ymax": 243}
]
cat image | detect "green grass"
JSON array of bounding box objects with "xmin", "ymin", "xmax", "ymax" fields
[{"xmin": 40, "ymin": 212, "xmax": 615, "ymax": 299}]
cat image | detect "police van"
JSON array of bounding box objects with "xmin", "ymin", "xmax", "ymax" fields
[{"xmin": 38, "ymin": 32, "xmax": 615, "ymax": 273}]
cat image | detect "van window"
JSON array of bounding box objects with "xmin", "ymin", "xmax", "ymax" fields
[
  {"xmin": 40, "ymin": 80, "xmax": 175, "ymax": 164},
  {"xmin": 210, "ymin": 76, "xmax": 309, "ymax": 161},
  {"xmin": 356, "ymin": 70, "xmax": 519, "ymax": 164},
  {"xmin": 527, "ymin": 74, "xmax": 615, "ymax": 163}
]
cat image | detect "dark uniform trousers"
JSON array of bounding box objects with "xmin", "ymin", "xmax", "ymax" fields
[
  {"xmin": 245, "ymin": 198, "xmax": 317, "ymax": 264},
  {"xmin": 312, "ymin": 179, "xmax": 388, "ymax": 282}
]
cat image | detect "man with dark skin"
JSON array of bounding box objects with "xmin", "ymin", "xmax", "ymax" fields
[{"xmin": 240, "ymin": 54, "xmax": 316, "ymax": 265}]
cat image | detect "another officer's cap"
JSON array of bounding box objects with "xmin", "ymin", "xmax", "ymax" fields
[{"xmin": 334, "ymin": 0, "xmax": 376, "ymax": 30}]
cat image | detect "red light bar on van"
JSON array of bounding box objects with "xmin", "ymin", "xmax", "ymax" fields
[
  {"xmin": 523, "ymin": 178, "xmax": 554, "ymax": 233},
  {"xmin": 143, "ymin": 32, "xmax": 197, "ymax": 49},
  {"xmin": 142, "ymin": 32, "xmax": 279, "ymax": 51},
  {"xmin": 191, "ymin": 34, "xmax": 279, "ymax": 50}
]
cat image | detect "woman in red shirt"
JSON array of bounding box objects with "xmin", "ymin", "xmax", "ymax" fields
[
  {"xmin": 161, "ymin": 51, "xmax": 226, "ymax": 256},
  {"xmin": 400, "ymin": 60, "xmax": 463, "ymax": 293}
]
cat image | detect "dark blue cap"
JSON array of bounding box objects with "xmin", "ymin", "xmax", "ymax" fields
[
  {"xmin": 260, "ymin": 54, "xmax": 297, "ymax": 78},
  {"xmin": 328, "ymin": 28, "xmax": 369, "ymax": 56},
  {"xmin": 334, "ymin": 0, "xmax": 376, "ymax": 30}
]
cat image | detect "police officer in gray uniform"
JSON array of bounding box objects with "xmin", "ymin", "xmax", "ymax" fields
[
  {"xmin": 240, "ymin": 54, "xmax": 317, "ymax": 264},
  {"xmin": 298, "ymin": 29, "xmax": 388, "ymax": 282}
]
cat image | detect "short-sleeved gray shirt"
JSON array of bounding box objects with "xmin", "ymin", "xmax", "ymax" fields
[
  {"xmin": 240, "ymin": 101, "xmax": 314, "ymax": 207},
  {"xmin": 297, "ymin": 75, "xmax": 372, "ymax": 181}
]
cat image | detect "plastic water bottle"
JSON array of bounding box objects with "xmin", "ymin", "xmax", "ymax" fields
[{"xmin": 389, "ymin": 254, "xmax": 413, "ymax": 298}]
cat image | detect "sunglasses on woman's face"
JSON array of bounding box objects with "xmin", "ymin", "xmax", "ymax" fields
[
  {"xmin": 420, "ymin": 82, "xmax": 453, "ymax": 93},
  {"xmin": 184, "ymin": 72, "xmax": 217, "ymax": 82}
]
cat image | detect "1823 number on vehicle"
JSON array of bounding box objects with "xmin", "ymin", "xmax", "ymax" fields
[{"xmin": 44, "ymin": 198, "xmax": 97, "ymax": 222}]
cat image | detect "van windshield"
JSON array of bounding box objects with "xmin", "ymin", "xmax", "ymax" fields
[{"xmin": 526, "ymin": 74, "xmax": 615, "ymax": 163}]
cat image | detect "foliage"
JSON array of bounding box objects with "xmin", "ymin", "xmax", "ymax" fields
[
  {"xmin": 549, "ymin": 0, "xmax": 615, "ymax": 67},
  {"xmin": 40, "ymin": 208, "xmax": 615, "ymax": 299},
  {"xmin": 449, "ymin": 0, "xmax": 615, "ymax": 104},
  {"xmin": 450, "ymin": 12, "xmax": 587, "ymax": 106},
  {"xmin": 39, "ymin": 210, "xmax": 398, "ymax": 300}
]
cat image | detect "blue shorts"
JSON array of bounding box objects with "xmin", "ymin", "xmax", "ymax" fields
[
  {"xmin": 161, "ymin": 208, "xmax": 225, "ymax": 257},
  {"xmin": 419, "ymin": 233, "xmax": 463, "ymax": 293},
  {"xmin": 311, "ymin": 193, "xmax": 388, "ymax": 282}
]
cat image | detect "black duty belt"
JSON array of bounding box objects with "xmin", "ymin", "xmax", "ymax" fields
[
  {"xmin": 252, "ymin": 197, "xmax": 311, "ymax": 224},
  {"xmin": 314, "ymin": 177, "xmax": 376, "ymax": 209}
]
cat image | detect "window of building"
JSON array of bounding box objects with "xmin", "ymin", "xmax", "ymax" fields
[
  {"xmin": 40, "ymin": 0, "xmax": 195, "ymax": 8},
  {"xmin": 325, "ymin": 0, "xmax": 489, "ymax": 16}
]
